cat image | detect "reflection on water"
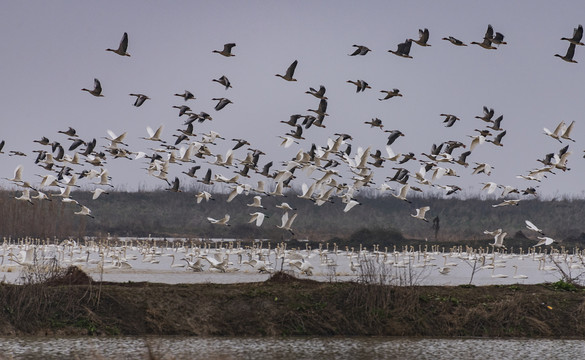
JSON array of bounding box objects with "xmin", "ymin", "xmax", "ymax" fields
[{"xmin": 1, "ymin": 336, "xmax": 585, "ymax": 360}]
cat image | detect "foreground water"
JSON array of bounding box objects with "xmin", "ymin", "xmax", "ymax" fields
[{"xmin": 1, "ymin": 336, "xmax": 584, "ymax": 359}]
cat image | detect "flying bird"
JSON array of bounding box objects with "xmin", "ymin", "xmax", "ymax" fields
[
  {"xmin": 174, "ymin": 90, "xmax": 195, "ymax": 101},
  {"xmin": 275, "ymin": 60, "xmax": 298, "ymax": 81},
  {"xmin": 410, "ymin": 28, "xmax": 431, "ymax": 47},
  {"xmin": 213, "ymin": 43, "xmax": 236, "ymax": 57},
  {"xmin": 81, "ymin": 78, "xmax": 104, "ymax": 97},
  {"xmin": 212, "ymin": 97, "xmax": 233, "ymax": 111},
  {"xmin": 129, "ymin": 93, "xmax": 150, "ymax": 107},
  {"xmin": 106, "ymin": 32, "xmax": 130, "ymax": 56},
  {"xmin": 388, "ymin": 39, "xmax": 413, "ymax": 58},
  {"xmin": 555, "ymin": 42, "xmax": 577, "ymax": 63},
  {"xmin": 349, "ymin": 44, "xmax": 371, "ymax": 56},
  {"xmin": 411, "ymin": 206, "xmax": 430, "ymax": 222},
  {"xmin": 561, "ymin": 24, "xmax": 584, "ymax": 46},
  {"xmin": 212, "ymin": 75, "xmax": 232, "ymax": 90},
  {"xmin": 442, "ymin": 36, "xmax": 467, "ymax": 46},
  {"xmin": 379, "ymin": 89, "xmax": 402, "ymax": 101}
]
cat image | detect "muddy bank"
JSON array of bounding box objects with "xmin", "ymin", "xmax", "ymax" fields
[{"xmin": 1, "ymin": 271, "xmax": 584, "ymax": 337}]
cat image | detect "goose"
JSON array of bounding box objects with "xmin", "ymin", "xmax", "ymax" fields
[
  {"xmin": 555, "ymin": 43, "xmax": 577, "ymax": 63},
  {"xmin": 74, "ymin": 205, "xmax": 94, "ymax": 218},
  {"xmin": 213, "ymin": 43, "xmax": 236, "ymax": 57},
  {"xmin": 275, "ymin": 60, "xmax": 298, "ymax": 81},
  {"xmin": 472, "ymin": 162, "xmax": 493, "ymax": 175},
  {"xmin": 173, "ymin": 90, "xmax": 195, "ymax": 101},
  {"xmin": 212, "ymin": 75, "xmax": 232, "ymax": 90},
  {"xmin": 197, "ymin": 169, "xmax": 214, "ymax": 186},
  {"xmin": 561, "ymin": 24, "xmax": 584, "ymax": 46},
  {"xmin": 441, "ymin": 114, "xmax": 460, "ymax": 127},
  {"xmin": 307, "ymin": 98, "xmax": 328, "ymax": 117},
  {"xmin": 388, "ymin": 39, "xmax": 413, "ymax": 58},
  {"xmin": 277, "ymin": 212, "xmax": 298, "ymax": 235},
  {"xmin": 491, "ymin": 31, "xmax": 507, "ymax": 46},
  {"xmin": 129, "ymin": 93, "xmax": 150, "ymax": 107},
  {"xmin": 475, "ymin": 106, "xmax": 495, "ymax": 122},
  {"xmin": 167, "ymin": 177, "xmax": 181, "ymax": 192},
  {"xmin": 411, "ymin": 206, "xmax": 430, "ymax": 222},
  {"xmin": 280, "ymin": 114, "xmax": 303, "ymax": 127},
  {"xmin": 364, "ymin": 118, "xmax": 384, "ymax": 129},
  {"xmin": 486, "ymin": 130, "xmax": 506, "ymax": 147},
  {"xmin": 349, "ymin": 44, "xmax": 371, "ymax": 56},
  {"xmin": 212, "ymin": 97, "xmax": 233, "ymax": 111},
  {"xmin": 410, "ymin": 28, "xmax": 431, "ymax": 46},
  {"xmin": 487, "ymin": 115, "xmax": 504, "ymax": 131},
  {"xmin": 173, "ymin": 105, "xmax": 191, "ymax": 116},
  {"xmin": 248, "ymin": 212, "xmax": 268, "ymax": 227},
  {"xmin": 106, "ymin": 32, "xmax": 130, "ymax": 56},
  {"xmin": 386, "ymin": 130, "xmax": 405, "ymax": 146},
  {"xmin": 288, "ymin": 124, "xmax": 305, "ymax": 140},
  {"xmin": 58, "ymin": 127, "xmax": 77, "ymax": 137},
  {"xmin": 207, "ymin": 214, "xmax": 230, "ymax": 226},
  {"xmin": 471, "ymin": 25, "xmax": 497, "ymax": 49},
  {"xmin": 442, "ymin": 36, "xmax": 467, "ymax": 46},
  {"xmin": 81, "ymin": 78, "xmax": 104, "ymax": 97},
  {"xmin": 346, "ymin": 79, "xmax": 371, "ymax": 92},
  {"xmin": 379, "ymin": 89, "xmax": 402, "ymax": 101}
]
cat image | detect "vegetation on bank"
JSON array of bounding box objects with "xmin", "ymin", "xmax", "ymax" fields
[
  {"xmin": 1, "ymin": 264, "xmax": 585, "ymax": 337},
  {"xmin": 2, "ymin": 189, "xmax": 585, "ymax": 250}
]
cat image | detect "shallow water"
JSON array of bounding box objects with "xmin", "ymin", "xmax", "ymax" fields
[
  {"xmin": 0, "ymin": 241, "xmax": 576, "ymax": 286},
  {"xmin": 1, "ymin": 336, "xmax": 584, "ymax": 360}
]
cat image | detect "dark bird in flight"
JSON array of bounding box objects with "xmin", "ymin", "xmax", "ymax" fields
[
  {"xmin": 106, "ymin": 32, "xmax": 130, "ymax": 56},
  {"xmin": 213, "ymin": 43, "xmax": 236, "ymax": 57},
  {"xmin": 275, "ymin": 60, "xmax": 298, "ymax": 81}
]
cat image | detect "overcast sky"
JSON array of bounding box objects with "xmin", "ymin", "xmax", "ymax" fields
[{"xmin": 1, "ymin": 1, "xmax": 584, "ymax": 200}]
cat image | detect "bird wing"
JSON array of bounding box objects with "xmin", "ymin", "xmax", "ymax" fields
[{"xmin": 285, "ymin": 60, "xmax": 298, "ymax": 78}]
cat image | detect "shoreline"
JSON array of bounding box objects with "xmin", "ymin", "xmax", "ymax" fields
[{"xmin": 1, "ymin": 270, "xmax": 584, "ymax": 337}]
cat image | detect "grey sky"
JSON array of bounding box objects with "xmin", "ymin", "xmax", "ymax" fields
[{"xmin": 1, "ymin": 1, "xmax": 584, "ymax": 199}]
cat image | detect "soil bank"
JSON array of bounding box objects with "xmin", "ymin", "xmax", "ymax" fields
[{"xmin": 1, "ymin": 271, "xmax": 584, "ymax": 337}]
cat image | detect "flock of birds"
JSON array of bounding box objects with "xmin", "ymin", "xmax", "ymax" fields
[
  {"xmin": 1, "ymin": 24, "xmax": 584, "ymax": 251},
  {"xmin": 1, "ymin": 235, "xmax": 581, "ymax": 283}
]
